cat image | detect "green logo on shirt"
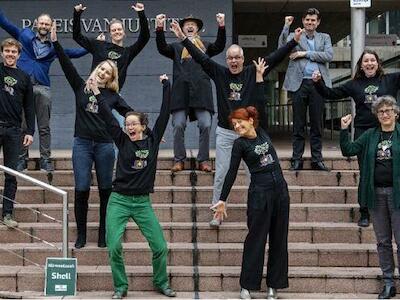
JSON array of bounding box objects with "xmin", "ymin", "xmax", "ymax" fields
[
  {"xmin": 108, "ymin": 51, "xmax": 121, "ymax": 60},
  {"xmin": 4, "ymin": 76, "xmax": 17, "ymax": 86},
  {"xmin": 135, "ymin": 150, "xmax": 149, "ymax": 159},
  {"xmin": 364, "ymin": 85, "xmax": 378, "ymax": 94}
]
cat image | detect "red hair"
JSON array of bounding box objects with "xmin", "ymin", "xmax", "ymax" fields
[{"xmin": 229, "ymin": 106, "xmax": 259, "ymax": 128}]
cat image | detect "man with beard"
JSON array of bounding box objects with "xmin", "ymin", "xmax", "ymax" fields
[
  {"xmin": 0, "ymin": 9, "xmax": 87, "ymax": 172},
  {"xmin": 0, "ymin": 38, "xmax": 35, "ymax": 228}
]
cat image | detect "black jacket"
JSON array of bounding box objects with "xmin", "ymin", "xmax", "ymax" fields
[{"xmin": 156, "ymin": 26, "xmax": 226, "ymax": 120}]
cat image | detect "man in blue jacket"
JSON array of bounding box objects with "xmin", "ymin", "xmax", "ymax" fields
[{"xmin": 0, "ymin": 9, "xmax": 87, "ymax": 171}]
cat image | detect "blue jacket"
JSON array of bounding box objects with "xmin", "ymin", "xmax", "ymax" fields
[{"xmin": 0, "ymin": 9, "xmax": 87, "ymax": 86}]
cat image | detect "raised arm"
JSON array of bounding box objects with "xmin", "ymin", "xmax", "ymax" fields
[
  {"xmin": 126, "ymin": 3, "xmax": 150, "ymax": 61},
  {"xmin": 340, "ymin": 114, "xmax": 368, "ymax": 157},
  {"xmin": 205, "ymin": 13, "xmax": 226, "ymax": 57},
  {"xmin": 312, "ymin": 71, "xmax": 352, "ymax": 100},
  {"xmin": 73, "ymin": 4, "xmax": 96, "ymax": 53},
  {"xmin": 170, "ymin": 20, "xmax": 220, "ymax": 79},
  {"xmin": 263, "ymin": 27, "xmax": 301, "ymax": 73},
  {"xmin": 253, "ymin": 58, "xmax": 268, "ymax": 131},
  {"xmin": 152, "ymin": 75, "xmax": 172, "ymax": 144},
  {"xmin": 51, "ymin": 24, "xmax": 84, "ymax": 91},
  {"xmin": 278, "ymin": 16, "xmax": 294, "ymax": 48},
  {"xmin": 113, "ymin": 93, "xmax": 134, "ymax": 117},
  {"xmin": 0, "ymin": 8, "xmax": 22, "ymax": 40},
  {"xmin": 155, "ymin": 14, "xmax": 174, "ymax": 59}
]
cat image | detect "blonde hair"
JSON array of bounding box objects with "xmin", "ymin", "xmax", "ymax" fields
[{"xmin": 85, "ymin": 60, "xmax": 119, "ymax": 93}]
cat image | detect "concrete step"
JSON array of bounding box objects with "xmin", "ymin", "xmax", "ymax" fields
[
  {"xmin": 0, "ymin": 291, "xmax": 381, "ymax": 299},
  {"xmin": 0, "ymin": 265, "xmax": 389, "ymax": 293},
  {"xmin": 0, "ymin": 222, "xmax": 375, "ymax": 244},
  {"xmin": 0, "ymin": 169, "xmax": 360, "ymax": 187},
  {"xmin": 10, "ymin": 185, "xmax": 359, "ymax": 205},
  {"xmin": 0, "ymin": 242, "xmax": 381, "ymax": 268},
  {"xmin": 5, "ymin": 156, "xmax": 358, "ymax": 171},
  {"xmin": 7, "ymin": 203, "xmax": 362, "ymax": 224}
]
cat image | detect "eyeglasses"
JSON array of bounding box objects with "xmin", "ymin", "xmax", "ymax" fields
[
  {"xmin": 125, "ymin": 122, "xmax": 141, "ymax": 127},
  {"xmin": 226, "ymin": 56, "xmax": 243, "ymax": 61},
  {"xmin": 377, "ymin": 108, "xmax": 395, "ymax": 116}
]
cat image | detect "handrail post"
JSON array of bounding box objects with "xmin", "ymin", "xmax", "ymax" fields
[{"xmin": 0, "ymin": 165, "xmax": 69, "ymax": 257}]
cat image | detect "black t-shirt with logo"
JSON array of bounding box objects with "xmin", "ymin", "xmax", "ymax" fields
[
  {"xmin": 54, "ymin": 41, "xmax": 132, "ymax": 142},
  {"xmin": 374, "ymin": 131, "xmax": 394, "ymax": 187},
  {"xmin": 96, "ymin": 80, "xmax": 171, "ymax": 196},
  {"xmin": 73, "ymin": 10, "xmax": 150, "ymax": 89},
  {"xmin": 0, "ymin": 63, "xmax": 35, "ymax": 134},
  {"xmin": 182, "ymin": 37, "xmax": 297, "ymax": 130},
  {"xmin": 315, "ymin": 73, "xmax": 400, "ymax": 128},
  {"xmin": 220, "ymin": 128, "xmax": 281, "ymax": 201}
]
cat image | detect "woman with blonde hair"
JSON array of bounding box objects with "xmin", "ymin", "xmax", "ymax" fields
[{"xmin": 50, "ymin": 24, "xmax": 133, "ymax": 249}]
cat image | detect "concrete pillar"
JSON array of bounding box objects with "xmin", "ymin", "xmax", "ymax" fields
[{"xmin": 351, "ymin": 7, "xmax": 366, "ymax": 139}]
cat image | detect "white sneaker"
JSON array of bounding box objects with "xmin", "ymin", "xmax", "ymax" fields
[
  {"xmin": 240, "ymin": 288, "xmax": 251, "ymax": 299},
  {"xmin": 3, "ymin": 214, "xmax": 18, "ymax": 228},
  {"xmin": 209, "ymin": 217, "xmax": 221, "ymax": 227},
  {"xmin": 267, "ymin": 287, "xmax": 278, "ymax": 299}
]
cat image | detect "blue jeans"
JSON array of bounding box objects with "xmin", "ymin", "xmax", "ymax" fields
[
  {"xmin": 72, "ymin": 137, "xmax": 115, "ymax": 191},
  {"xmin": 1, "ymin": 126, "xmax": 21, "ymax": 216}
]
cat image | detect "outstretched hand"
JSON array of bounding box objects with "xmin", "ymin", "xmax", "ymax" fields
[
  {"xmin": 132, "ymin": 2, "xmax": 144, "ymax": 11},
  {"xmin": 253, "ymin": 57, "xmax": 268, "ymax": 74},
  {"xmin": 74, "ymin": 4, "xmax": 86, "ymax": 12},
  {"xmin": 210, "ymin": 201, "xmax": 227, "ymax": 222},
  {"xmin": 50, "ymin": 22, "xmax": 57, "ymax": 42},
  {"xmin": 170, "ymin": 20, "xmax": 186, "ymax": 40},
  {"xmin": 341, "ymin": 114, "xmax": 352, "ymax": 129}
]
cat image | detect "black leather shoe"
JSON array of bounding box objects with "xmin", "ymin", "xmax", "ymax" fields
[
  {"xmin": 74, "ymin": 235, "xmax": 86, "ymax": 249},
  {"xmin": 156, "ymin": 286, "xmax": 177, "ymax": 297},
  {"xmin": 311, "ymin": 161, "xmax": 330, "ymax": 171},
  {"xmin": 112, "ymin": 290, "xmax": 127, "ymax": 299},
  {"xmin": 357, "ymin": 216, "xmax": 370, "ymax": 227},
  {"xmin": 378, "ymin": 285, "xmax": 396, "ymax": 299},
  {"xmin": 290, "ymin": 160, "xmax": 303, "ymax": 171}
]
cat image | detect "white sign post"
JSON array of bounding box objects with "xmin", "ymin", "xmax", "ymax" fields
[{"xmin": 350, "ymin": 0, "xmax": 371, "ymax": 8}]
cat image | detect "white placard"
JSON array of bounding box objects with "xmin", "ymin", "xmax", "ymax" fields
[
  {"xmin": 350, "ymin": 0, "xmax": 371, "ymax": 8},
  {"xmin": 238, "ymin": 35, "xmax": 268, "ymax": 48}
]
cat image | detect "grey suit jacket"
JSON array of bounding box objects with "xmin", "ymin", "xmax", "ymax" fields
[{"xmin": 278, "ymin": 25, "xmax": 333, "ymax": 92}]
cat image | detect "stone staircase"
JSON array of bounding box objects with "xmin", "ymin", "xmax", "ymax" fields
[{"xmin": 0, "ymin": 154, "xmax": 391, "ymax": 298}]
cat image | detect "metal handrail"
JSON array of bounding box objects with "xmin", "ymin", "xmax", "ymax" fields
[{"xmin": 0, "ymin": 165, "xmax": 68, "ymax": 258}]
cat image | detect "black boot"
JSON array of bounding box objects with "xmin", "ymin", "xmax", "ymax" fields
[
  {"xmin": 74, "ymin": 190, "xmax": 89, "ymax": 249},
  {"xmin": 98, "ymin": 188, "xmax": 112, "ymax": 248},
  {"xmin": 358, "ymin": 206, "xmax": 370, "ymax": 227}
]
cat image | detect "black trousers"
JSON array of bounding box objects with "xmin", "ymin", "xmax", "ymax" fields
[
  {"xmin": 291, "ymin": 79, "xmax": 325, "ymax": 162},
  {"xmin": 0, "ymin": 125, "xmax": 20, "ymax": 217},
  {"xmin": 354, "ymin": 127, "xmax": 369, "ymax": 218},
  {"xmin": 240, "ymin": 170, "xmax": 290, "ymax": 290}
]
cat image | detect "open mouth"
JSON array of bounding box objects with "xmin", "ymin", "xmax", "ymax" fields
[{"xmin": 128, "ymin": 130, "xmax": 137, "ymax": 139}]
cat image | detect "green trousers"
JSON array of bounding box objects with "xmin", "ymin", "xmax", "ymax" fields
[{"xmin": 106, "ymin": 192, "xmax": 169, "ymax": 292}]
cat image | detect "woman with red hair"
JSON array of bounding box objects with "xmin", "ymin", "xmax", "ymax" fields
[{"xmin": 211, "ymin": 60, "xmax": 290, "ymax": 300}]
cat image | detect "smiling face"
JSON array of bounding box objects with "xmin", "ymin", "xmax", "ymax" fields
[
  {"xmin": 125, "ymin": 114, "xmax": 146, "ymax": 141},
  {"xmin": 302, "ymin": 14, "xmax": 320, "ymax": 34},
  {"xmin": 182, "ymin": 21, "xmax": 199, "ymax": 38},
  {"xmin": 377, "ymin": 104, "xmax": 398, "ymax": 128},
  {"xmin": 36, "ymin": 15, "xmax": 52, "ymax": 37},
  {"xmin": 231, "ymin": 117, "xmax": 254, "ymax": 137},
  {"xmin": 1, "ymin": 45, "xmax": 20, "ymax": 68},
  {"xmin": 226, "ymin": 45, "xmax": 244, "ymax": 75},
  {"xmin": 95, "ymin": 62, "xmax": 113, "ymax": 86},
  {"xmin": 109, "ymin": 22, "xmax": 125, "ymax": 43},
  {"xmin": 361, "ymin": 53, "xmax": 379, "ymax": 78}
]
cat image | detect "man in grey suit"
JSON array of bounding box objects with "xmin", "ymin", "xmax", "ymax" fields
[{"xmin": 278, "ymin": 8, "xmax": 333, "ymax": 171}]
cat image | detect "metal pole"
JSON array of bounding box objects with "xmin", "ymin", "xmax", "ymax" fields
[
  {"xmin": 351, "ymin": 7, "xmax": 366, "ymax": 139},
  {"xmin": 0, "ymin": 165, "xmax": 69, "ymax": 258}
]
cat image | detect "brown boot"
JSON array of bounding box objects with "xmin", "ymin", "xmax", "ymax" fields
[
  {"xmin": 198, "ymin": 161, "xmax": 212, "ymax": 172},
  {"xmin": 171, "ymin": 161, "xmax": 184, "ymax": 172}
]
